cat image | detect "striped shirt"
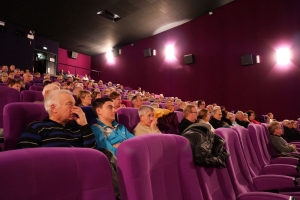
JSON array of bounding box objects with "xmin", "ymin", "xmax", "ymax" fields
[{"xmin": 17, "ymin": 118, "xmax": 97, "ymax": 149}]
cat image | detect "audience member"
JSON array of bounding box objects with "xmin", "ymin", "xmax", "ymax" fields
[
  {"xmin": 206, "ymin": 104, "xmax": 213, "ymax": 113},
  {"xmin": 109, "ymin": 92, "xmax": 126, "ymax": 111},
  {"xmin": 149, "ymin": 103, "xmax": 159, "ymax": 108},
  {"xmin": 91, "ymin": 98, "xmax": 134, "ymax": 156},
  {"xmin": 235, "ymin": 111, "xmax": 249, "ymax": 128},
  {"xmin": 1, "ymin": 65, "xmax": 8, "ymax": 72},
  {"xmin": 8, "ymin": 71, "xmax": 15, "ymax": 80},
  {"xmin": 77, "ymin": 90, "xmax": 92, "ymax": 106},
  {"xmin": 221, "ymin": 110, "xmax": 232, "ymax": 127},
  {"xmin": 282, "ymin": 120, "xmax": 300, "ymax": 142},
  {"xmin": 177, "ymin": 101, "xmax": 186, "ymax": 112},
  {"xmin": 268, "ymin": 112, "xmax": 275, "ymax": 122},
  {"xmin": 133, "ymin": 105, "xmax": 161, "ymax": 136},
  {"xmin": 197, "ymin": 109, "xmax": 215, "ymax": 132},
  {"xmin": 131, "ymin": 95, "xmax": 143, "ymax": 108},
  {"xmin": 91, "ymin": 90, "xmax": 102, "ymax": 101},
  {"xmin": 9, "ymin": 65, "xmax": 15, "ymax": 73},
  {"xmin": 246, "ymin": 110, "xmax": 261, "ymax": 124},
  {"xmin": 268, "ymin": 121, "xmax": 297, "ymax": 154},
  {"xmin": 197, "ymin": 100, "xmax": 206, "ymax": 110},
  {"xmin": 7, "ymin": 79, "xmax": 21, "ymax": 92},
  {"xmin": 73, "ymin": 86, "xmax": 82, "ymax": 96},
  {"xmin": 0, "ymin": 72, "xmax": 8, "ymax": 83},
  {"xmin": 264, "ymin": 115, "xmax": 271, "ymax": 124},
  {"xmin": 209, "ymin": 107, "xmax": 224, "ymax": 129},
  {"xmin": 179, "ymin": 104, "xmax": 197, "ymax": 134},
  {"xmin": 42, "ymin": 83, "xmax": 60, "ymax": 100},
  {"xmin": 165, "ymin": 100, "xmax": 175, "ymax": 112},
  {"xmin": 228, "ymin": 112, "xmax": 239, "ymax": 126}
]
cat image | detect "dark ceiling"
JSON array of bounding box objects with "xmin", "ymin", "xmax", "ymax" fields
[{"xmin": 0, "ymin": 0, "xmax": 233, "ymax": 56}]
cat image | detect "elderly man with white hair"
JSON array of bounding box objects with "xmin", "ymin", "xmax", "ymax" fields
[
  {"xmin": 133, "ymin": 105, "xmax": 161, "ymax": 136},
  {"xmin": 235, "ymin": 111, "xmax": 249, "ymax": 128},
  {"xmin": 34, "ymin": 83, "xmax": 60, "ymax": 104},
  {"xmin": 209, "ymin": 107, "xmax": 224, "ymax": 129},
  {"xmin": 18, "ymin": 90, "xmax": 96, "ymax": 148}
]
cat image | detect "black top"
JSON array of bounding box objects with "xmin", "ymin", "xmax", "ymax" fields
[
  {"xmin": 179, "ymin": 118, "xmax": 194, "ymax": 134},
  {"xmin": 284, "ymin": 127, "xmax": 300, "ymax": 142},
  {"xmin": 209, "ymin": 117, "xmax": 224, "ymax": 129},
  {"xmin": 236, "ymin": 119, "xmax": 249, "ymax": 128}
]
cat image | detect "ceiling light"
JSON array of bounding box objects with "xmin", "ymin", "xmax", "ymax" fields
[
  {"xmin": 97, "ymin": 10, "xmax": 121, "ymax": 22},
  {"xmin": 165, "ymin": 45, "xmax": 174, "ymax": 58},
  {"xmin": 276, "ymin": 48, "xmax": 290, "ymax": 65}
]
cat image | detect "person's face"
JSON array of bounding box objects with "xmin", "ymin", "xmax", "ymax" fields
[
  {"xmin": 25, "ymin": 70, "xmax": 29, "ymax": 73},
  {"xmin": 204, "ymin": 112, "xmax": 211, "ymax": 122},
  {"xmin": 10, "ymin": 65, "xmax": 15, "ymax": 71},
  {"xmin": 213, "ymin": 109, "xmax": 222, "ymax": 121},
  {"xmin": 96, "ymin": 93, "xmax": 102, "ymax": 99},
  {"xmin": 199, "ymin": 101, "xmax": 206, "ymax": 109},
  {"xmin": 136, "ymin": 96, "xmax": 143, "ymax": 108},
  {"xmin": 1, "ymin": 74, "xmax": 8, "ymax": 82},
  {"xmin": 54, "ymin": 94, "xmax": 76, "ymax": 122},
  {"xmin": 113, "ymin": 96, "xmax": 122, "ymax": 108},
  {"xmin": 243, "ymin": 115, "xmax": 248, "ymax": 121},
  {"xmin": 269, "ymin": 114, "xmax": 274, "ymax": 119},
  {"xmin": 291, "ymin": 122, "xmax": 297, "ymax": 129},
  {"xmin": 189, "ymin": 107, "xmax": 198, "ymax": 122},
  {"xmin": 207, "ymin": 106, "xmax": 213, "ymax": 113},
  {"xmin": 97, "ymin": 101, "xmax": 116, "ymax": 122},
  {"xmin": 141, "ymin": 110, "xmax": 154, "ymax": 126},
  {"xmin": 81, "ymin": 94, "xmax": 92, "ymax": 106},
  {"xmin": 11, "ymin": 83, "xmax": 21, "ymax": 91},
  {"xmin": 2, "ymin": 66, "xmax": 8, "ymax": 72},
  {"xmin": 73, "ymin": 88, "xmax": 82, "ymax": 95},
  {"xmin": 265, "ymin": 116, "xmax": 270, "ymax": 123},
  {"xmin": 274, "ymin": 125, "xmax": 283, "ymax": 136},
  {"xmin": 236, "ymin": 113, "xmax": 243, "ymax": 121},
  {"xmin": 286, "ymin": 121, "xmax": 293, "ymax": 129},
  {"xmin": 249, "ymin": 113, "xmax": 255, "ymax": 121},
  {"xmin": 9, "ymin": 73, "xmax": 14, "ymax": 79},
  {"xmin": 228, "ymin": 114, "xmax": 235, "ymax": 123},
  {"xmin": 15, "ymin": 70, "xmax": 20, "ymax": 76}
]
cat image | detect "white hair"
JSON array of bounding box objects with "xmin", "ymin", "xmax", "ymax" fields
[
  {"xmin": 138, "ymin": 105, "xmax": 154, "ymax": 116},
  {"xmin": 150, "ymin": 103, "xmax": 159, "ymax": 108},
  {"xmin": 42, "ymin": 83, "xmax": 60, "ymax": 96},
  {"xmin": 211, "ymin": 107, "xmax": 221, "ymax": 115},
  {"xmin": 44, "ymin": 90, "xmax": 73, "ymax": 114}
]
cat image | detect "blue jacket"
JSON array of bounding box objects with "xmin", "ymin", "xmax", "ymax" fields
[{"xmin": 91, "ymin": 118, "xmax": 134, "ymax": 156}]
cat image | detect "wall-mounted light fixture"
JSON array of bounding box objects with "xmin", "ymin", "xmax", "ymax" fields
[{"xmin": 276, "ymin": 48, "xmax": 290, "ymax": 65}]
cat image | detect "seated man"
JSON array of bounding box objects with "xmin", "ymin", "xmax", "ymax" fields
[
  {"xmin": 282, "ymin": 119, "xmax": 300, "ymax": 142},
  {"xmin": 209, "ymin": 107, "xmax": 224, "ymax": 129},
  {"xmin": 91, "ymin": 98, "xmax": 134, "ymax": 156},
  {"xmin": 235, "ymin": 111, "xmax": 249, "ymax": 128},
  {"xmin": 133, "ymin": 105, "xmax": 161, "ymax": 136},
  {"xmin": 179, "ymin": 104, "xmax": 197, "ymax": 134},
  {"xmin": 34, "ymin": 83, "xmax": 60, "ymax": 103},
  {"xmin": 18, "ymin": 90, "xmax": 96, "ymax": 149},
  {"xmin": 268, "ymin": 121, "xmax": 297, "ymax": 154},
  {"xmin": 131, "ymin": 95, "xmax": 143, "ymax": 108}
]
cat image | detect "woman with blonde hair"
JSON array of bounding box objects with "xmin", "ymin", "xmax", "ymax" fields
[
  {"xmin": 77, "ymin": 90, "xmax": 92, "ymax": 106},
  {"xmin": 197, "ymin": 109, "xmax": 215, "ymax": 132}
]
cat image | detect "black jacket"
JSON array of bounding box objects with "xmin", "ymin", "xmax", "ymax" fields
[
  {"xmin": 182, "ymin": 123, "xmax": 230, "ymax": 167},
  {"xmin": 236, "ymin": 119, "xmax": 249, "ymax": 128},
  {"xmin": 209, "ymin": 117, "xmax": 224, "ymax": 129},
  {"xmin": 284, "ymin": 127, "xmax": 300, "ymax": 142}
]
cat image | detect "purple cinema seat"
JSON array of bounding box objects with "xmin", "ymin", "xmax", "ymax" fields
[
  {"xmin": 0, "ymin": 148, "xmax": 115, "ymax": 200},
  {"xmin": 175, "ymin": 111, "xmax": 184, "ymax": 123},
  {"xmin": 0, "ymin": 87, "xmax": 21, "ymax": 128},
  {"xmin": 215, "ymin": 128, "xmax": 300, "ymax": 198},
  {"xmin": 0, "ymin": 83, "xmax": 7, "ymax": 86},
  {"xmin": 117, "ymin": 108, "xmax": 139, "ymax": 133},
  {"xmin": 117, "ymin": 134, "xmax": 204, "ymax": 200},
  {"xmin": 20, "ymin": 90, "xmax": 43, "ymax": 102},
  {"xmin": 121, "ymin": 100, "xmax": 132, "ymax": 107},
  {"xmin": 3, "ymin": 103, "xmax": 49, "ymax": 150},
  {"xmin": 159, "ymin": 103, "xmax": 166, "ymax": 108},
  {"xmin": 29, "ymin": 85, "xmax": 44, "ymax": 91},
  {"xmin": 81, "ymin": 106, "xmax": 97, "ymax": 126},
  {"xmin": 143, "ymin": 101, "xmax": 151, "ymax": 105}
]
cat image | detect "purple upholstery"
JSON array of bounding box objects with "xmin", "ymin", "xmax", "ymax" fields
[
  {"xmin": 237, "ymin": 192, "xmax": 292, "ymax": 200},
  {"xmin": 0, "ymin": 148, "xmax": 115, "ymax": 200},
  {"xmin": 20, "ymin": 90, "xmax": 44, "ymax": 102},
  {"xmin": 81, "ymin": 106, "xmax": 97, "ymax": 126},
  {"xmin": 117, "ymin": 134, "xmax": 204, "ymax": 200},
  {"xmin": 159, "ymin": 103, "xmax": 166, "ymax": 108},
  {"xmin": 121, "ymin": 100, "xmax": 132, "ymax": 107},
  {"xmin": 29, "ymin": 85, "xmax": 44, "ymax": 91},
  {"xmin": 0, "ymin": 83, "xmax": 7, "ymax": 86},
  {"xmin": 117, "ymin": 108, "xmax": 139, "ymax": 133},
  {"xmin": 0, "ymin": 87, "xmax": 20, "ymax": 128},
  {"xmin": 143, "ymin": 101, "xmax": 151, "ymax": 105},
  {"xmin": 175, "ymin": 111, "xmax": 184, "ymax": 123},
  {"xmin": 3, "ymin": 103, "xmax": 48, "ymax": 150}
]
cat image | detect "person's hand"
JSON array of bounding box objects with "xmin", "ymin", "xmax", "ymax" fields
[
  {"xmin": 113, "ymin": 143, "xmax": 120, "ymax": 148},
  {"xmin": 120, "ymin": 104, "xmax": 126, "ymax": 108},
  {"xmin": 71, "ymin": 106, "xmax": 88, "ymax": 126},
  {"xmin": 150, "ymin": 118, "xmax": 158, "ymax": 131},
  {"xmin": 290, "ymin": 144, "xmax": 297, "ymax": 150}
]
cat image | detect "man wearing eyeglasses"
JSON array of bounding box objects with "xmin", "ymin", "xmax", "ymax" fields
[{"xmin": 179, "ymin": 104, "xmax": 198, "ymax": 134}]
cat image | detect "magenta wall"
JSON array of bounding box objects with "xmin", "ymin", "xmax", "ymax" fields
[
  {"xmin": 91, "ymin": 0, "xmax": 300, "ymax": 120},
  {"xmin": 58, "ymin": 48, "xmax": 91, "ymax": 75}
]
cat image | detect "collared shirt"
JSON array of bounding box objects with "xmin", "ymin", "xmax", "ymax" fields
[
  {"xmin": 91, "ymin": 118, "xmax": 134, "ymax": 156},
  {"xmin": 133, "ymin": 123, "xmax": 161, "ymax": 136}
]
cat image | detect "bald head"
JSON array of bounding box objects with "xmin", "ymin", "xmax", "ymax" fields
[{"xmin": 42, "ymin": 83, "xmax": 60, "ymax": 99}]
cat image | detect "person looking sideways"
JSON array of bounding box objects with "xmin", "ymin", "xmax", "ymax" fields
[
  {"xmin": 109, "ymin": 91, "xmax": 126, "ymax": 111},
  {"xmin": 235, "ymin": 111, "xmax": 249, "ymax": 128},
  {"xmin": 7, "ymin": 79, "xmax": 21, "ymax": 92},
  {"xmin": 131, "ymin": 95, "xmax": 143, "ymax": 109},
  {"xmin": 197, "ymin": 109, "xmax": 215, "ymax": 132},
  {"xmin": 91, "ymin": 98, "xmax": 134, "ymax": 156},
  {"xmin": 77, "ymin": 90, "xmax": 92, "ymax": 106},
  {"xmin": 246, "ymin": 110, "xmax": 261, "ymax": 124},
  {"xmin": 133, "ymin": 105, "xmax": 161, "ymax": 136},
  {"xmin": 179, "ymin": 104, "xmax": 198, "ymax": 134},
  {"xmin": 209, "ymin": 107, "xmax": 224, "ymax": 129}
]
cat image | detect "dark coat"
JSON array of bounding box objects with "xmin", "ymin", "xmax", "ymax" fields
[
  {"xmin": 209, "ymin": 117, "xmax": 224, "ymax": 129},
  {"xmin": 182, "ymin": 123, "xmax": 230, "ymax": 167}
]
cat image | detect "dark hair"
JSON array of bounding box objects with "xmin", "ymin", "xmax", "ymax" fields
[
  {"xmin": 7, "ymin": 79, "xmax": 20, "ymax": 87},
  {"xmin": 246, "ymin": 110, "xmax": 255, "ymax": 119},
  {"xmin": 92, "ymin": 97, "xmax": 113, "ymax": 117},
  {"xmin": 131, "ymin": 95, "xmax": 138, "ymax": 107},
  {"xmin": 109, "ymin": 91, "xmax": 121, "ymax": 100},
  {"xmin": 43, "ymin": 80, "xmax": 53, "ymax": 86},
  {"xmin": 197, "ymin": 100, "xmax": 204, "ymax": 107}
]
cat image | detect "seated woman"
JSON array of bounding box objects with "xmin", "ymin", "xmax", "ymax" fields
[
  {"xmin": 133, "ymin": 105, "xmax": 161, "ymax": 136},
  {"xmin": 91, "ymin": 90, "xmax": 101, "ymax": 101},
  {"xmin": 0, "ymin": 72, "xmax": 8, "ymax": 83},
  {"xmin": 77, "ymin": 90, "xmax": 92, "ymax": 106},
  {"xmin": 109, "ymin": 91, "xmax": 126, "ymax": 111},
  {"xmin": 246, "ymin": 110, "xmax": 261, "ymax": 124},
  {"xmin": 268, "ymin": 121, "xmax": 297, "ymax": 155},
  {"xmin": 221, "ymin": 110, "xmax": 232, "ymax": 127},
  {"xmin": 197, "ymin": 109, "xmax": 215, "ymax": 132}
]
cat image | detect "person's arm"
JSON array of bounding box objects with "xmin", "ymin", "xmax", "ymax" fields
[
  {"xmin": 123, "ymin": 126, "xmax": 135, "ymax": 139},
  {"xmin": 271, "ymin": 136, "xmax": 294, "ymax": 153},
  {"xmin": 17, "ymin": 124, "xmax": 41, "ymax": 148},
  {"xmin": 91, "ymin": 125, "xmax": 117, "ymax": 155}
]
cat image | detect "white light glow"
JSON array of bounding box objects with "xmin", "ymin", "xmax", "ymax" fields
[
  {"xmin": 106, "ymin": 51, "xmax": 114, "ymax": 62},
  {"xmin": 165, "ymin": 45, "xmax": 174, "ymax": 58},
  {"xmin": 43, "ymin": 47, "xmax": 47, "ymax": 50},
  {"xmin": 276, "ymin": 48, "xmax": 290, "ymax": 65}
]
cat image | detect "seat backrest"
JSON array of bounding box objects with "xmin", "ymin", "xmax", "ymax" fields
[
  {"xmin": 0, "ymin": 87, "xmax": 20, "ymax": 128},
  {"xmin": 3, "ymin": 103, "xmax": 48, "ymax": 150},
  {"xmin": 117, "ymin": 134, "xmax": 203, "ymax": 200},
  {"xmin": 0, "ymin": 83, "xmax": 7, "ymax": 86},
  {"xmin": 232, "ymin": 126, "xmax": 262, "ymax": 178},
  {"xmin": 81, "ymin": 106, "xmax": 97, "ymax": 126},
  {"xmin": 29, "ymin": 85, "xmax": 43, "ymax": 91},
  {"xmin": 20, "ymin": 90, "xmax": 43, "ymax": 102},
  {"xmin": 215, "ymin": 128, "xmax": 255, "ymax": 195},
  {"xmin": 159, "ymin": 103, "xmax": 166, "ymax": 108},
  {"xmin": 117, "ymin": 108, "xmax": 139, "ymax": 133},
  {"xmin": 0, "ymin": 148, "xmax": 115, "ymax": 200},
  {"xmin": 143, "ymin": 101, "xmax": 151, "ymax": 105},
  {"xmin": 248, "ymin": 124, "xmax": 271, "ymax": 167},
  {"xmin": 121, "ymin": 99, "xmax": 132, "ymax": 107},
  {"xmin": 175, "ymin": 111, "xmax": 184, "ymax": 123},
  {"xmin": 261, "ymin": 123, "xmax": 278, "ymax": 158}
]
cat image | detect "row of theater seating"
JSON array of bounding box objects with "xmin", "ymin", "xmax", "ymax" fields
[{"xmin": 1, "ymin": 122, "xmax": 299, "ymax": 199}]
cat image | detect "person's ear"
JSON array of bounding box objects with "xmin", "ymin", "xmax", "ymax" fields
[
  {"xmin": 96, "ymin": 107, "xmax": 102, "ymax": 115},
  {"xmin": 51, "ymin": 104, "xmax": 57, "ymax": 113}
]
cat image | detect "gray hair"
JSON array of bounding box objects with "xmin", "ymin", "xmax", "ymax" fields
[
  {"xmin": 211, "ymin": 107, "xmax": 221, "ymax": 115},
  {"xmin": 236, "ymin": 111, "xmax": 243, "ymax": 116},
  {"xmin": 138, "ymin": 105, "xmax": 154, "ymax": 116},
  {"xmin": 282, "ymin": 119, "xmax": 290, "ymax": 127},
  {"xmin": 44, "ymin": 90, "xmax": 73, "ymax": 114},
  {"xmin": 42, "ymin": 83, "xmax": 60, "ymax": 96}
]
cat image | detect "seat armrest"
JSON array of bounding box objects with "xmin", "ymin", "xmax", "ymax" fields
[
  {"xmin": 271, "ymin": 157, "xmax": 299, "ymax": 166},
  {"xmin": 263, "ymin": 164, "xmax": 300, "ymax": 176},
  {"xmin": 237, "ymin": 192, "xmax": 294, "ymax": 200},
  {"xmin": 253, "ymin": 175, "xmax": 298, "ymax": 191}
]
